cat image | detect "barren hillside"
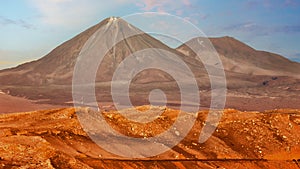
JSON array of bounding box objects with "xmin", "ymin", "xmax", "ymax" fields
[
  {"xmin": 177, "ymin": 36, "xmax": 300, "ymax": 77},
  {"xmin": 0, "ymin": 106, "xmax": 299, "ymax": 168}
]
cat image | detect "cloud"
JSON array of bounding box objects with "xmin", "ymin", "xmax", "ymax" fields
[
  {"xmin": 223, "ymin": 22, "xmax": 269, "ymax": 36},
  {"xmin": 27, "ymin": 0, "xmax": 125, "ymax": 28},
  {"xmin": 28, "ymin": 0, "xmax": 94, "ymax": 27},
  {"xmin": 0, "ymin": 17, "xmax": 15, "ymax": 25},
  {"xmin": 225, "ymin": 22, "xmax": 257, "ymax": 31},
  {"xmin": 137, "ymin": 0, "xmax": 191, "ymax": 13},
  {"xmin": 293, "ymin": 53, "xmax": 300, "ymax": 58},
  {"xmin": 27, "ymin": 0, "xmax": 194, "ymax": 28},
  {"xmin": 245, "ymin": 0, "xmax": 300, "ymax": 9},
  {"xmin": 223, "ymin": 22, "xmax": 300, "ymax": 37},
  {"xmin": 275, "ymin": 25, "xmax": 300, "ymax": 33},
  {"xmin": 284, "ymin": 0, "xmax": 299, "ymax": 7},
  {"xmin": 0, "ymin": 16, "xmax": 34, "ymax": 29},
  {"xmin": 18, "ymin": 20, "xmax": 34, "ymax": 29},
  {"xmin": 131, "ymin": 0, "xmax": 198, "ymax": 26},
  {"xmin": 244, "ymin": 0, "xmax": 274, "ymax": 9}
]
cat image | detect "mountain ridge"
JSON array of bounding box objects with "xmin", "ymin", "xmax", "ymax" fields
[
  {"xmin": 0, "ymin": 17, "xmax": 300, "ymax": 110},
  {"xmin": 177, "ymin": 36, "xmax": 300, "ymax": 77},
  {"xmin": 1, "ymin": 17, "xmax": 299, "ymax": 86}
]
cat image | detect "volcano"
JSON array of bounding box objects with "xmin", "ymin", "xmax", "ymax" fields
[{"xmin": 0, "ymin": 17, "xmax": 197, "ymax": 86}]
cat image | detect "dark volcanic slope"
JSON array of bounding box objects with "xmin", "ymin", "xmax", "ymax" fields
[{"xmin": 0, "ymin": 106, "xmax": 300, "ymax": 168}]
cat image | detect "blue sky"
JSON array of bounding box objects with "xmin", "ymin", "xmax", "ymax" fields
[{"xmin": 0, "ymin": 0, "xmax": 300, "ymax": 69}]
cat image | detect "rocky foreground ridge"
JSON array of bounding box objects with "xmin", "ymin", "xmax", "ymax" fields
[{"xmin": 0, "ymin": 106, "xmax": 300, "ymax": 168}]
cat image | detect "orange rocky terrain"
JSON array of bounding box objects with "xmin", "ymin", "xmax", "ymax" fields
[{"xmin": 0, "ymin": 106, "xmax": 299, "ymax": 168}]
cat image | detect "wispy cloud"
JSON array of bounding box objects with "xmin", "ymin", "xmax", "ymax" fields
[
  {"xmin": 136, "ymin": 0, "xmax": 191, "ymax": 14},
  {"xmin": 27, "ymin": 0, "xmax": 196, "ymax": 29},
  {"xmin": 275, "ymin": 25, "xmax": 300, "ymax": 33},
  {"xmin": 223, "ymin": 22, "xmax": 300, "ymax": 37},
  {"xmin": 293, "ymin": 53, "xmax": 300, "ymax": 59},
  {"xmin": 132, "ymin": 0, "xmax": 203, "ymax": 26},
  {"xmin": 223, "ymin": 22, "xmax": 269, "ymax": 36},
  {"xmin": 244, "ymin": 0, "xmax": 274, "ymax": 9},
  {"xmin": 284, "ymin": 0, "xmax": 299, "ymax": 7},
  {"xmin": 0, "ymin": 16, "xmax": 34, "ymax": 29},
  {"xmin": 28, "ymin": 0, "xmax": 95, "ymax": 27},
  {"xmin": 245, "ymin": 0, "xmax": 299, "ymax": 9},
  {"xmin": 28, "ymin": 0, "xmax": 126, "ymax": 28},
  {"xmin": 0, "ymin": 17, "xmax": 15, "ymax": 25}
]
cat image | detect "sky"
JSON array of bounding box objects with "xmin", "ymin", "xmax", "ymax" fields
[{"xmin": 0, "ymin": 0, "xmax": 300, "ymax": 69}]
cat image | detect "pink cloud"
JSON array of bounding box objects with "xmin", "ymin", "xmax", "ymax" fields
[
  {"xmin": 142, "ymin": 0, "xmax": 161, "ymax": 11},
  {"xmin": 182, "ymin": 0, "xmax": 191, "ymax": 6},
  {"xmin": 176, "ymin": 10, "xmax": 183, "ymax": 16},
  {"xmin": 140, "ymin": 0, "xmax": 191, "ymax": 13}
]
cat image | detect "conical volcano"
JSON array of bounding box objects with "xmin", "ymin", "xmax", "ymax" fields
[{"xmin": 0, "ymin": 17, "xmax": 188, "ymax": 86}]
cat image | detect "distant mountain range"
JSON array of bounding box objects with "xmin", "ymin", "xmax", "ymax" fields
[{"xmin": 0, "ymin": 17, "xmax": 299, "ymax": 86}]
